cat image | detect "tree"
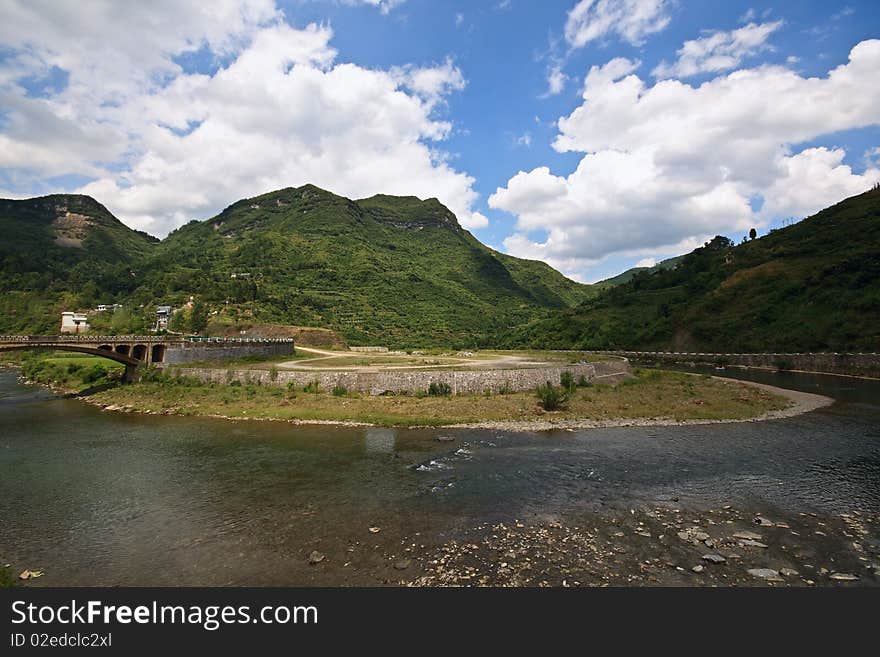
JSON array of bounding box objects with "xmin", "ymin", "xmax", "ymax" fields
[
  {"xmin": 190, "ymin": 299, "xmax": 209, "ymax": 334},
  {"xmin": 749, "ymin": 227, "xmax": 757, "ymax": 240}
]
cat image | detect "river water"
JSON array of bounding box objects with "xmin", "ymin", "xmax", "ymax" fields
[{"xmin": 1, "ymin": 366, "xmax": 878, "ymax": 585}]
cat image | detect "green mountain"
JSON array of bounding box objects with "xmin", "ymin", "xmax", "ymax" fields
[
  {"xmin": 0, "ymin": 194, "xmax": 158, "ymax": 333},
  {"xmin": 1, "ymin": 186, "xmax": 592, "ymax": 346},
  {"xmin": 596, "ymin": 255, "xmax": 685, "ymax": 287},
  {"xmin": 500, "ymin": 187, "xmax": 880, "ymax": 353}
]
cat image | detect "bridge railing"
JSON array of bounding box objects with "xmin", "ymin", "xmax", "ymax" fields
[
  {"xmin": 0, "ymin": 335, "xmax": 295, "ymax": 344},
  {"xmin": 0, "ymin": 335, "xmax": 172, "ymax": 343},
  {"xmin": 182, "ymin": 336, "xmax": 294, "ymax": 343}
]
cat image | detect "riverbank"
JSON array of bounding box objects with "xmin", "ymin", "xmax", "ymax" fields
[
  {"xmin": 72, "ymin": 368, "xmax": 807, "ymax": 429},
  {"xmin": 448, "ymin": 379, "xmax": 831, "ymax": 431},
  {"xmin": 406, "ymin": 504, "xmax": 878, "ymax": 587}
]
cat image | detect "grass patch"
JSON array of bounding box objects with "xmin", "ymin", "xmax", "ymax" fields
[
  {"xmin": 86, "ymin": 369, "xmax": 790, "ymax": 427},
  {"xmin": 0, "ymin": 565, "xmax": 15, "ymax": 588},
  {"xmin": 20, "ymin": 354, "xmax": 124, "ymax": 393}
]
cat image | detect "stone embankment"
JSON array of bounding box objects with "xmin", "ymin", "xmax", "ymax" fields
[
  {"xmin": 603, "ymin": 351, "xmax": 880, "ymax": 379},
  {"xmin": 168, "ymin": 359, "xmax": 630, "ymax": 396},
  {"xmin": 163, "ymin": 340, "xmax": 294, "ymax": 364}
]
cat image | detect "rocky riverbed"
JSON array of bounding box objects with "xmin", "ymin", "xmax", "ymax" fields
[{"xmin": 386, "ymin": 505, "xmax": 879, "ymax": 587}]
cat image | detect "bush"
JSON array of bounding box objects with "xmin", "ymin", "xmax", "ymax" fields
[
  {"xmin": 269, "ymin": 366, "xmax": 279, "ymax": 382},
  {"xmin": 303, "ymin": 380, "xmax": 320, "ymax": 394},
  {"xmin": 560, "ymin": 371, "xmax": 575, "ymax": 392},
  {"xmin": 82, "ymin": 363, "xmax": 108, "ymax": 384},
  {"xmin": 332, "ymin": 385, "xmax": 348, "ymax": 397},
  {"xmin": 427, "ymin": 381, "xmax": 452, "ymax": 396},
  {"xmin": 577, "ymin": 375, "xmax": 590, "ymax": 387},
  {"xmin": 536, "ymin": 381, "xmax": 568, "ymax": 411},
  {"xmin": 286, "ymin": 381, "xmax": 297, "ymax": 398}
]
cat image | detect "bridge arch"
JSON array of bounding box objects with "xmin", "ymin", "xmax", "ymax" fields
[
  {"xmin": 0, "ymin": 343, "xmax": 141, "ymax": 366},
  {"xmin": 0, "ymin": 344, "xmax": 144, "ymax": 383},
  {"xmin": 131, "ymin": 344, "xmax": 147, "ymax": 361}
]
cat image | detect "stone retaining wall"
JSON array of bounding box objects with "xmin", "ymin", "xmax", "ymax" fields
[
  {"xmin": 170, "ymin": 359, "xmax": 630, "ymax": 396},
  {"xmin": 608, "ymin": 351, "xmax": 880, "ymax": 379},
  {"xmin": 163, "ymin": 341, "xmax": 295, "ymax": 364}
]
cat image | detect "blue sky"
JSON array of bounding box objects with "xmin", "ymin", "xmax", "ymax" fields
[{"xmin": 1, "ymin": 0, "xmax": 879, "ymax": 282}]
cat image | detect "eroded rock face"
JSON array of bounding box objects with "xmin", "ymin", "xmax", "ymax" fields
[{"xmin": 52, "ymin": 206, "xmax": 97, "ymax": 249}]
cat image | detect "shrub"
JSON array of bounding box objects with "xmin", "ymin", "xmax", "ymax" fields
[
  {"xmin": 269, "ymin": 366, "xmax": 279, "ymax": 382},
  {"xmin": 560, "ymin": 371, "xmax": 575, "ymax": 392},
  {"xmin": 536, "ymin": 381, "xmax": 568, "ymax": 411},
  {"xmin": 577, "ymin": 375, "xmax": 590, "ymax": 387},
  {"xmin": 332, "ymin": 385, "xmax": 348, "ymax": 397},
  {"xmin": 303, "ymin": 380, "xmax": 320, "ymax": 394},
  {"xmin": 427, "ymin": 381, "xmax": 452, "ymax": 396},
  {"xmin": 82, "ymin": 363, "xmax": 108, "ymax": 384},
  {"xmin": 286, "ymin": 381, "xmax": 297, "ymax": 398}
]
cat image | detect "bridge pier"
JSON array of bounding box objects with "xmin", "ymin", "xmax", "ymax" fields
[{"xmin": 123, "ymin": 363, "xmax": 141, "ymax": 383}]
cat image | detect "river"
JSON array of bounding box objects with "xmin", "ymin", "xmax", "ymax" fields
[{"xmin": 1, "ymin": 366, "xmax": 878, "ymax": 586}]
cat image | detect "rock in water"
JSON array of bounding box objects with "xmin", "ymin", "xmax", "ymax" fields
[
  {"xmin": 702, "ymin": 554, "xmax": 727, "ymax": 564},
  {"xmin": 18, "ymin": 569, "xmax": 44, "ymax": 580},
  {"xmin": 829, "ymin": 572, "xmax": 858, "ymax": 581},
  {"xmin": 747, "ymin": 568, "xmax": 783, "ymax": 582},
  {"xmin": 308, "ymin": 551, "xmax": 325, "ymax": 565}
]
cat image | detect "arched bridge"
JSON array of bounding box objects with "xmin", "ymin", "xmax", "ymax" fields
[{"xmin": 0, "ymin": 335, "xmax": 295, "ymax": 382}]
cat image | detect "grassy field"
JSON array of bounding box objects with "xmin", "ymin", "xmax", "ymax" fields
[{"xmin": 85, "ymin": 369, "xmax": 789, "ymax": 427}]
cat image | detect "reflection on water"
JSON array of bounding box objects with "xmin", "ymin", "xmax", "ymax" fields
[
  {"xmin": 364, "ymin": 428, "xmax": 396, "ymax": 454},
  {"xmin": 0, "ymin": 365, "xmax": 878, "ymax": 585}
]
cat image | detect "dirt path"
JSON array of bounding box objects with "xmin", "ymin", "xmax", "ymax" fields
[{"xmin": 277, "ymin": 347, "xmax": 554, "ymax": 372}]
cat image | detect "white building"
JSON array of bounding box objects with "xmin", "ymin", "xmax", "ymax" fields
[
  {"xmin": 155, "ymin": 305, "xmax": 172, "ymax": 331},
  {"xmin": 60, "ymin": 312, "xmax": 89, "ymax": 334}
]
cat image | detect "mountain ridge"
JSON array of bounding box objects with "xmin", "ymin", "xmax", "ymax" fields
[
  {"xmin": 0, "ymin": 184, "xmax": 592, "ymax": 345},
  {"xmin": 499, "ymin": 187, "xmax": 880, "ymax": 353}
]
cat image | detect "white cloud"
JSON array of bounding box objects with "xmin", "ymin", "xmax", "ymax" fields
[
  {"xmin": 545, "ymin": 65, "xmax": 568, "ymax": 96},
  {"xmin": 0, "ymin": 1, "xmax": 487, "ymax": 234},
  {"xmin": 565, "ymin": 0, "xmax": 671, "ymax": 49},
  {"xmin": 491, "ymin": 40, "xmax": 880, "ymax": 275},
  {"xmin": 739, "ymin": 9, "xmax": 757, "ymax": 24},
  {"xmin": 341, "ymin": 0, "xmax": 406, "ymax": 15},
  {"xmin": 634, "ymin": 257, "xmax": 656, "ymax": 267},
  {"xmin": 653, "ymin": 20, "xmax": 783, "ymax": 78},
  {"xmin": 516, "ymin": 132, "xmax": 532, "ymax": 147},
  {"xmin": 455, "ymin": 13, "xmax": 464, "ymax": 27},
  {"xmin": 391, "ymin": 57, "xmax": 466, "ymax": 108}
]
